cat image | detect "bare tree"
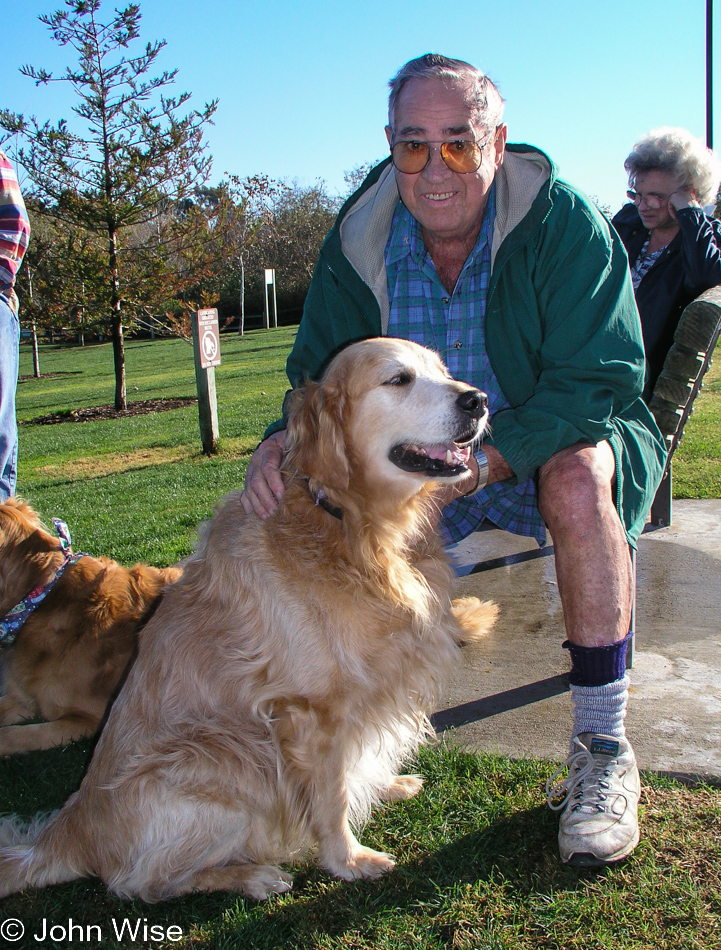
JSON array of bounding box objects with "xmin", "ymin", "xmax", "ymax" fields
[
  {"xmin": 222, "ymin": 175, "xmax": 280, "ymax": 334},
  {"xmin": 343, "ymin": 161, "xmax": 383, "ymax": 197},
  {"xmin": 249, "ymin": 180, "xmax": 339, "ymax": 313}
]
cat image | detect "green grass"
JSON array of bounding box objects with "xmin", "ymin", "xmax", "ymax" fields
[
  {"xmin": 0, "ymin": 744, "xmax": 719, "ymax": 950},
  {"xmin": 671, "ymin": 353, "xmax": 721, "ymax": 498},
  {"xmin": 16, "ymin": 331, "xmax": 296, "ymax": 564},
  {"xmin": 4, "ymin": 331, "xmax": 721, "ymax": 949}
]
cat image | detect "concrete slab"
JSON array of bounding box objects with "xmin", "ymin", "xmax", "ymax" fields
[{"xmin": 435, "ymin": 499, "xmax": 721, "ymax": 781}]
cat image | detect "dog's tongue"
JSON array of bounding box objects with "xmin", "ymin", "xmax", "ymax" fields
[{"xmin": 421, "ymin": 443, "xmax": 472, "ymax": 466}]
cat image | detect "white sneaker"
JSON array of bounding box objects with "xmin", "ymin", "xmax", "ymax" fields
[{"xmin": 546, "ymin": 733, "xmax": 640, "ymax": 866}]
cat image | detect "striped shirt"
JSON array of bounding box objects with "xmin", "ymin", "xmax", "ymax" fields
[
  {"xmin": 385, "ymin": 189, "xmax": 546, "ymax": 546},
  {"xmin": 0, "ymin": 150, "xmax": 31, "ymax": 315}
]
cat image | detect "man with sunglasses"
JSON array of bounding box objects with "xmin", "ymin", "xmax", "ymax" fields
[{"xmin": 241, "ymin": 54, "xmax": 666, "ymax": 869}]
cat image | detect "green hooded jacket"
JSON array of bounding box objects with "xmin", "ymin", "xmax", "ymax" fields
[{"xmin": 266, "ymin": 145, "xmax": 666, "ymax": 545}]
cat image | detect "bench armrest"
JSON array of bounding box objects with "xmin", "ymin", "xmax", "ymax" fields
[{"xmin": 648, "ymin": 286, "xmax": 721, "ymax": 464}]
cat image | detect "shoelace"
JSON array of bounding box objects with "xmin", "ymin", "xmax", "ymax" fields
[{"xmin": 545, "ymin": 738, "xmax": 618, "ymax": 814}]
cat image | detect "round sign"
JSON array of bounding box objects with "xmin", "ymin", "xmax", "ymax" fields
[{"xmin": 202, "ymin": 330, "xmax": 218, "ymax": 362}]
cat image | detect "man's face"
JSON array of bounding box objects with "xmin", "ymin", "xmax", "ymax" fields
[{"xmin": 385, "ymin": 77, "xmax": 506, "ymax": 246}]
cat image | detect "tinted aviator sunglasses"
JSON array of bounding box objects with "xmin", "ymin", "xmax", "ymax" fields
[{"xmin": 390, "ymin": 137, "xmax": 490, "ymax": 174}]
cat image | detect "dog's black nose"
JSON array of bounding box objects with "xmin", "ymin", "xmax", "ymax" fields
[{"xmin": 456, "ymin": 389, "xmax": 487, "ymax": 418}]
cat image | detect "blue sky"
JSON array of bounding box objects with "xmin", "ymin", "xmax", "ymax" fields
[{"xmin": 3, "ymin": 0, "xmax": 717, "ymax": 213}]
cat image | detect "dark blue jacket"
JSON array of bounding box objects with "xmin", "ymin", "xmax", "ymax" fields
[{"xmin": 612, "ymin": 203, "xmax": 721, "ymax": 399}]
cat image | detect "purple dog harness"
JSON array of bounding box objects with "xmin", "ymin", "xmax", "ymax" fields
[{"xmin": 0, "ymin": 519, "xmax": 86, "ymax": 647}]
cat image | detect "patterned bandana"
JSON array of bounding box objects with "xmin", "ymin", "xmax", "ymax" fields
[{"xmin": 0, "ymin": 519, "xmax": 86, "ymax": 647}]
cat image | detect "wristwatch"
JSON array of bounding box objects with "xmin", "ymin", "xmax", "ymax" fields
[{"xmin": 466, "ymin": 449, "xmax": 489, "ymax": 496}]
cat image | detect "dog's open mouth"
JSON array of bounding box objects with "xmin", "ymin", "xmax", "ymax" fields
[{"xmin": 389, "ymin": 441, "xmax": 474, "ymax": 477}]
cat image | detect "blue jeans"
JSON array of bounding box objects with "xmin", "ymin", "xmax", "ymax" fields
[{"xmin": 0, "ymin": 297, "xmax": 20, "ymax": 501}]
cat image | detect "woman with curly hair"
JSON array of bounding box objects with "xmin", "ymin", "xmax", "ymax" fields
[{"xmin": 613, "ymin": 127, "xmax": 721, "ymax": 399}]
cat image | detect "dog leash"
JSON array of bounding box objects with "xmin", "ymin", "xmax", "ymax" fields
[{"xmin": 0, "ymin": 519, "xmax": 87, "ymax": 647}]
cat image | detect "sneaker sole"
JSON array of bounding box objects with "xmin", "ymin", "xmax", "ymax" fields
[{"xmin": 561, "ymin": 827, "xmax": 640, "ymax": 868}]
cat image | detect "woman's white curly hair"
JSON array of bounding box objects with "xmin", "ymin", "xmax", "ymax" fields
[{"xmin": 624, "ymin": 127, "xmax": 721, "ymax": 205}]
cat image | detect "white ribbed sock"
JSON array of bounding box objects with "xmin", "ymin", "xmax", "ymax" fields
[{"xmin": 570, "ymin": 673, "xmax": 629, "ymax": 743}]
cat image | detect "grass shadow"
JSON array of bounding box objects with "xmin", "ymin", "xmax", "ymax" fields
[
  {"xmin": 17, "ymin": 371, "xmax": 82, "ymax": 383},
  {"xmin": 197, "ymin": 805, "xmax": 612, "ymax": 949}
]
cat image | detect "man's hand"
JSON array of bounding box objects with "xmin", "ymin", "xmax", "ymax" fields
[{"xmin": 240, "ymin": 430, "xmax": 287, "ymax": 518}]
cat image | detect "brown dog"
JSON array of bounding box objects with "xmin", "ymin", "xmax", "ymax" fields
[
  {"xmin": 0, "ymin": 338, "xmax": 497, "ymax": 901},
  {"xmin": 0, "ymin": 498, "xmax": 181, "ymax": 756}
]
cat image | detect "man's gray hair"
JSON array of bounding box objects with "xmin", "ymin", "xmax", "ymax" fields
[
  {"xmin": 387, "ymin": 54, "xmax": 505, "ymax": 135},
  {"xmin": 625, "ymin": 127, "xmax": 721, "ymax": 206}
]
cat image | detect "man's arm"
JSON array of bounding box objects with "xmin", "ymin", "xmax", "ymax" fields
[{"xmin": 485, "ymin": 188, "xmax": 646, "ymax": 483}]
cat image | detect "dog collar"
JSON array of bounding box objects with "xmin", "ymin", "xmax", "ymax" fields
[
  {"xmin": 0, "ymin": 519, "xmax": 86, "ymax": 647},
  {"xmin": 303, "ymin": 480, "xmax": 343, "ymax": 521}
]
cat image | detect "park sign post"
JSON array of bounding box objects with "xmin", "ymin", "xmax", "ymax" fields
[
  {"xmin": 191, "ymin": 308, "xmax": 220, "ymax": 454},
  {"xmin": 264, "ymin": 268, "xmax": 278, "ymax": 329}
]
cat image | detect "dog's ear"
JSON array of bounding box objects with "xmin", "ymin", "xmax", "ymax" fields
[{"xmin": 285, "ymin": 379, "xmax": 350, "ymax": 491}]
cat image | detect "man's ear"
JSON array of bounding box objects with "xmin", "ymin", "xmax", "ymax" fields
[
  {"xmin": 284, "ymin": 380, "xmax": 350, "ymax": 492},
  {"xmin": 385, "ymin": 125, "xmax": 393, "ymax": 148},
  {"xmin": 493, "ymin": 124, "xmax": 508, "ymax": 171}
]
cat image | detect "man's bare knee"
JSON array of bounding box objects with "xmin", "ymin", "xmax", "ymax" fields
[{"xmin": 538, "ymin": 442, "xmax": 616, "ymax": 529}]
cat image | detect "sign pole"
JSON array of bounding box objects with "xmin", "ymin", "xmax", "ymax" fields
[
  {"xmin": 191, "ymin": 308, "xmax": 221, "ymax": 455},
  {"xmin": 707, "ymin": 0, "xmax": 714, "ymax": 149},
  {"xmin": 264, "ymin": 268, "xmax": 277, "ymax": 329}
]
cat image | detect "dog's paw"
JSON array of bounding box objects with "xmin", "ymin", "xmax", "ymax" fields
[
  {"xmin": 243, "ymin": 865, "xmax": 294, "ymax": 900},
  {"xmin": 382, "ymin": 774, "xmax": 424, "ymax": 802},
  {"xmin": 323, "ymin": 846, "xmax": 396, "ymax": 881}
]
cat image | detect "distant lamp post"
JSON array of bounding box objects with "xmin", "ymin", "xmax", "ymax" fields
[{"xmin": 708, "ymin": 0, "xmax": 714, "ymax": 149}]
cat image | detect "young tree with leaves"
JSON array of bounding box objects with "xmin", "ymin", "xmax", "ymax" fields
[{"xmin": 1, "ymin": 0, "xmax": 217, "ymax": 409}]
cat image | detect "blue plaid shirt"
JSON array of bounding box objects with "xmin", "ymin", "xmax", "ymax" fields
[{"xmin": 385, "ymin": 187, "xmax": 546, "ymax": 546}]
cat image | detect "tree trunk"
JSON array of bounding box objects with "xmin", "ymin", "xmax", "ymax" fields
[
  {"xmin": 239, "ymin": 256, "xmax": 245, "ymax": 336},
  {"xmin": 108, "ymin": 226, "xmax": 126, "ymax": 410},
  {"xmin": 32, "ymin": 322, "xmax": 40, "ymax": 378},
  {"xmin": 112, "ymin": 312, "xmax": 126, "ymax": 409},
  {"xmin": 27, "ymin": 268, "xmax": 40, "ymax": 377}
]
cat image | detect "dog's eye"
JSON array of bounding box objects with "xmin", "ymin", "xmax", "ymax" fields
[{"xmin": 385, "ymin": 372, "xmax": 414, "ymax": 387}]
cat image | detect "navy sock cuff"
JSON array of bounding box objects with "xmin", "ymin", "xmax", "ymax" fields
[{"xmin": 563, "ymin": 631, "xmax": 633, "ymax": 687}]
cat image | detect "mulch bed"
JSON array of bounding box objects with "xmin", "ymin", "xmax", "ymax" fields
[{"xmin": 24, "ymin": 397, "xmax": 198, "ymax": 426}]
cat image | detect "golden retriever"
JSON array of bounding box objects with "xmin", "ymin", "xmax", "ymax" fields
[
  {"xmin": 0, "ymin": 498, "xmax": 181, "ymax": 755},
  {"xmin": 0, "ymin": 337, "xmax": 497, "ymax": 902}
]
